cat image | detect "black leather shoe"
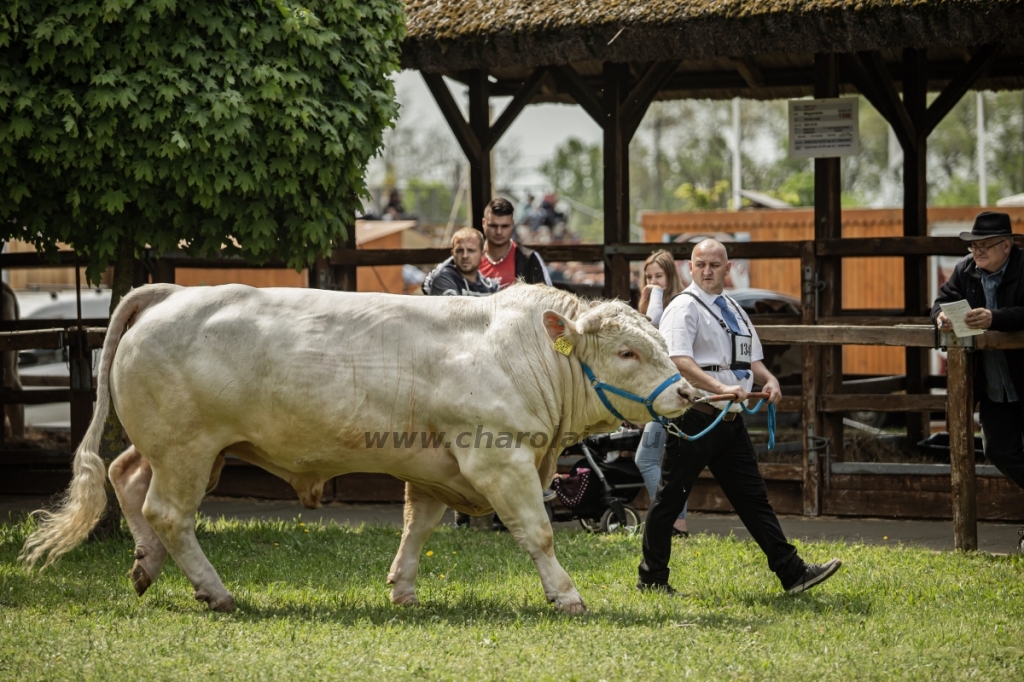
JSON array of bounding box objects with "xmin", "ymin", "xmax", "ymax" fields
[
  {"xmin": 784, "ymin": 559, "xmax": 842, "ymax": 595},
  {"xmin": 636, "ymin": 579, "xmax": 677, "ymax": 595},
  {"xmin": 671, "ymin": 528, "xmax": 690, "ymax": 538}
]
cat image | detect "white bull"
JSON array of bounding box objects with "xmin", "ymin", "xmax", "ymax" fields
[{"xmin": 21, "ymin": 282, "xmax": 693, "ymax": 613}]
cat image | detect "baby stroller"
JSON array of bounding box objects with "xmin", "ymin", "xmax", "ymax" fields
[{"xmin": 548, "ymin": 429, "xmax": 646, "ymax": 533}]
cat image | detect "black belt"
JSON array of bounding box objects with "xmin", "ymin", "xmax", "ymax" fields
[
  {"xmin": 700, "ymin": 365, "xmax": 725, "ymax": 372},
  {"xmin": 691, "ymin": 403, "xmax": 738, "ymax": 421}
]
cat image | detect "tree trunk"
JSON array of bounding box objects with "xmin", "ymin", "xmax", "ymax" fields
[{"xmin": 91, "ymin": 234, "xmax": 136, "ymax": 539}]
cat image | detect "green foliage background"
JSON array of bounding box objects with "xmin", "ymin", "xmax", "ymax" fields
[{"xmin": 0, "ymin": 0, "xmax": 405, "ymax": 280}]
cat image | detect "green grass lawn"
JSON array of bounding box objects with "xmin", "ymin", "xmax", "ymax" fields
[{"xmin": 1, "ymin": 515, "xmax": 1022, "ymax": 680}]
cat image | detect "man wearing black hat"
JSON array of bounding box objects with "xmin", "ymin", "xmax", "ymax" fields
[{"xmin": 932, "ymin": 212, "xmax": 1024, "ymax": 544}]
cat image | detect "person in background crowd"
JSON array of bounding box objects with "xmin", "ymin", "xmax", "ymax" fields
[
  {"xmin": 423, "ymin": 227, "xmax": 500, "ymax": 528},
  {"xmin": 423, "ymin": 224, "xmax": 553, "ymax": 529},
  {"xmin": 479, "ymin": 197, "xmax": 551, "ymax": 288},
  {"xmin": 634, "ymin": 250, "xmax": 689, "ymax": 537},
  {"xmin": 422, "ymin": 227, "xmax": 500, "ymax": 297},
  {"xmin": 384, "ymin": 189, "xmax": 405, "ymax": 219},
  {"xmin": 637, "ymin": 238, "xmax": 841, "ymax": 595},
  {"xmin": 933, "ymin": 211, "xmax": 1024, "ymax": 548}
]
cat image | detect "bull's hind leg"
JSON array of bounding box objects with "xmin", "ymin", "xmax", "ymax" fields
[
  {"xmin": 387, "ymin": 483, "xmax": 446, "ymax": 606},
  {"xmin": 142, "ymin": 448, "xmax": 234, "ymax": 612},
  {"xmin": 461, "ymin": 455, "xmax": 585, "ymax": 614},
  {"xmin": 109, "ymin": 446, "xmax": 168, "ymax": 596}
]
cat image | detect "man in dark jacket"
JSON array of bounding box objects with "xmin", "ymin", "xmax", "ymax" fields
[
  {"xmin": 478, "ymin": 197, "xmax": 551, "ymax": 288},
  {"xmin": 932, "ymin": 211, "xmax": 1024, "ymax": 544},
  {"xmin": 422, "ymin": 227, "xmax": 500, "ymax": 297}
]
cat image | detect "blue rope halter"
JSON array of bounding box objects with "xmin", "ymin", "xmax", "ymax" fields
[
  {"xmin": 577, "ymin": 361, "xmax": 776, "ymax": 449},
  {"xmin": 580, "ymin": 362, "xmax": 682, "ymax": 426}
]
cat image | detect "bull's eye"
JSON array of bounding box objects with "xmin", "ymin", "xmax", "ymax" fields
[{"xmin": 618, "ymin": 350, "xmax": 637, "ymax": 360}]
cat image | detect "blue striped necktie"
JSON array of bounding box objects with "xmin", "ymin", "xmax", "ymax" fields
[{"xmin": 715, "ymin": 296, "xmax": 750, "ymax": 380}]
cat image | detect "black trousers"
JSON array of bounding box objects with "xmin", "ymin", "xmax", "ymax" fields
[
  {"xmin": 979, "ymin": 398, "xmax": 1024, "ymax": 492},
  {"xmin": 639, "ymin": 408, "xmax": 805, "ymax": 587}
]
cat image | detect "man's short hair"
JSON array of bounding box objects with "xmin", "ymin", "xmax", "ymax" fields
[
  {"xmin": 451, "ymin": 227, "xmax": 484, "ymax": 249},
  {"xmin": 485, "ymin": 197, "xmax": 514, "ymax": 218}
]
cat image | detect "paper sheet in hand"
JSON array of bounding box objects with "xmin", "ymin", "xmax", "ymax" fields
[{"xmin": 939, "ymin": 300, "xmax": 984, "ymax": 337}]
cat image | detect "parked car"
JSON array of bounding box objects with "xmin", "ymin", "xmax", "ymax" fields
[{"xmin": 17, "ymin": 289, "xmax": 111, "ymax": 429}]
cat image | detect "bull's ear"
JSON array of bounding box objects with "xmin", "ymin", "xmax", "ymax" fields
[{"xmin": 542, "ymin": 310, "xmax": 578, "ymax": 343}]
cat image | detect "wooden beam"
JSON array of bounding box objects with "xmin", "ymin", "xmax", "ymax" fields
[
  {"xmin": 903, "ymin": 47, "xmax": 930, "ymax": 453},
  {"xmin": 855, "ymin": 51, "xmax": 916, "ymax": 150},
  {"xmin": 622, "ymin": 61, "xmax": 679, "ymax": 140},
  {"xmin": 946, "ymin": 346, "xmax": 977, "ymax": 550},
  {"xmin": 549, "ymin": 64, "xmax": 603, "ymax": 123},
  {"xmin": 814, "ymin": 51, "xmax": 845, "ymax": 482},
  {"xmin": 467, "ymin": 69, "xmax": 492, "ymax": 232},
  {"xmin": 975, "ymin": 330, "xmax": 1024, "ymax": 350},
  {"xmin": 800, "ymin": 241, "xmax": 821, "ymax": 516},
  {"xmin": 606, "ymin": 241, "xmax": 804, "ymax": 259},
  {"xmin": 602, "ymin": 62, "xmax": 631, "ymax": 301},
  {"xmin": 732, "ymin": 57, "xmax": 765, "ymax": 89},
  {"xmin": 816, "ymin": 236, "xmax": 970, "ymax": 257},
  {"xmin": 817, "ymin": 393, "xmax": 947, "ymax": 413},
  {"xmin": 0, "ymin": 319, "xmax": 109, "ymax": 333},
  {"xmin": 925, "ymin": 45, "xmax": 1001, "ymax": 136},
  {"xmin": 842, "ymin": 54, "xmax": 909, "ymax": 150},
  {"xmin": 421, "ymin": 72, "xmax": 482, "ymax": 161},
  {"xmin": 487, "ymin": 67, "xmax": 549, "ymax": 149},
  {"xmin": 756, "ymin": 325, "xmax": 935, "ymax": 347}
]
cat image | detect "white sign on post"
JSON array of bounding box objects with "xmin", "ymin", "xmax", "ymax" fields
[{"xmin": 788, "ymin": 97, "xmax": 859, "ymax": 158}]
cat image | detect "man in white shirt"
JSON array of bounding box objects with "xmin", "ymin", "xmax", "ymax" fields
[{"xmin": 637, "ymin": 239, "xmax": 842, "ymax": 595}]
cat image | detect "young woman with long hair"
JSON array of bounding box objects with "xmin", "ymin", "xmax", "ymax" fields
[{"xmin": 636, "ymin": 249, "xmax": 689, "ymax": 536}]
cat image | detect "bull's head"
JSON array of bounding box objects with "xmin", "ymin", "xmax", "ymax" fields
[{"xmin": 542, "ymin": 300, "xmax": 694, "ymax": 427}]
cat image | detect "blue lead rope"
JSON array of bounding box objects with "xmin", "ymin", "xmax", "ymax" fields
[
  {"xmin": 667, "ymin": 399, "xmax": 776, "ymax": 449},
  {"xmin": 577, "ymin": 361, "xmax": 775, "ymax": 449}
]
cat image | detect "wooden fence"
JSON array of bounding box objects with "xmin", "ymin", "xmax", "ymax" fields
[{"xmin": 3, "ymin": 239, "xmax": 1024, "ymax": 550}]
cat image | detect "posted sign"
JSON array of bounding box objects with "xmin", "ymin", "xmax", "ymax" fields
[{"xmin": 788, "ymin": 98, "xmax": 859, "ymax": 158}]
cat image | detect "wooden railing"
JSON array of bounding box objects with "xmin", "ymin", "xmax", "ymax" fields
[{"xmin": 756, "ymin": 324, "xmax": 1024, "ymax": 551}]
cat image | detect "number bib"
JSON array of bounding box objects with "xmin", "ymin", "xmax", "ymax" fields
[{"xmin": 733, "ymin": 333, "xmax": 752, "ymax": 369}]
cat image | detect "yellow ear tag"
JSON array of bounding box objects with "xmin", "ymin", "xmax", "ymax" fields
[{"xmin": 553, "ymin": 337, "xmax": 574, "ymax": 356}]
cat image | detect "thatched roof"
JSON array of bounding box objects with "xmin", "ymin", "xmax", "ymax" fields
[{"xmin": 402, "ymin": 1, "xmax": 1024, "ymax": 99}]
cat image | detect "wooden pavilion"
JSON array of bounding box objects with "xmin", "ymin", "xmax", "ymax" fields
[{"xmin": 392, "ymin": 0, "xmax": 1024, "ymax": 534}]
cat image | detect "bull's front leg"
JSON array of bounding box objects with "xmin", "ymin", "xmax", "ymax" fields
[
  {"xmin": 387, "ymin": 483, "xmax": 446, "ymax": 606},
  {"xmin": 461, "ymin": 453, "xmax": 586, "ymax": 614}
]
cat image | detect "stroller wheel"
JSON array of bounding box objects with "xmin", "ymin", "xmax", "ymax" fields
[
  {"xmin": 600, "ymin": 505, "xmax": 640, "ymax": 534},
  {"xmin": 579, "ymin": 517, "xmax": 602, "ymax": 533}
]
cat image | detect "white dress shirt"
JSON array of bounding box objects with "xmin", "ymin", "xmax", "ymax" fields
[{"xmin": 658, "ymin": 282, "xmax": 764, "ymax": 412}]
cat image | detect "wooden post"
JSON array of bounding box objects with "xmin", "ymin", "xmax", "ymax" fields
[
  {"xmin": 68, "ymin": 331, "xmax": 93, "ymax": 448},
  {"xmin": 800, "ymin": 241, "xmax": 821, "ymax": 515},
  {"xmin": 602, "ymin": 62, "xmax": 631, "ymax": 301},
  {"xmin": 337, "ymin": 217, "xmax": 358, "ymax": 292},
  {"xmin": 946, "ymin": 345, "xmax": 977, "ymax": 551},
  {"xmin": 814, "ymin": 53, "xmax": 845, "ymax": 472},
  {"xmin": 467, "ymin": 69, "xmax": 492, "ymax": 234},
  {"xmin": 903, "ymin": 48, "xmax": 931, "ymax": 450},
  {"xmin": 153, "ymin": 258, "xmax": 175, "ymax": 284}
]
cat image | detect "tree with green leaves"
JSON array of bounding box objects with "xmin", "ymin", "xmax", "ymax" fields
[
  {"xmin": 0, "ymin": 0, "xmax": 404, "ymax": 534},
  {"xmin": 0, "ymin": 0, "xmax": 405, "ymax": 287}
]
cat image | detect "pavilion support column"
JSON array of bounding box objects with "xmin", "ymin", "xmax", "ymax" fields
[
  {"xmin": 467, "ymin": 70, "xmax": 492, "ymax": 234},
  {"xmin": 803, "ymin": 53, "xmax": 844, "ymax": 516},
  {"xmin": 602, "ymin": 62, "xmax": 631, "ymax": 301},
  {"xmin": 800, "ymin": 241, "xmax": 822, "ymax": 516},
  {"xmin": 903, "ymin": 48, "xmax": 930, "ymax": 451}
]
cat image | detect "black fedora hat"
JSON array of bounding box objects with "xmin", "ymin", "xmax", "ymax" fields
[{"xmin": 960, "ymin": 212, "xmax": 1013, "ymax": 241}]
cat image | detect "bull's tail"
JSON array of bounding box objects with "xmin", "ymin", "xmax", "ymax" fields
[{"xmin": 19, "ymin": 284, "xmax": 180, "ymax": 570}]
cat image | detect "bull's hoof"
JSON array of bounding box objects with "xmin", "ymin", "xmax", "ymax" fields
[
  {"xmin": 390, "ymin": 590, "xmax": 420, "ymax": 607},
  {"xmin": 553, "ymin": 595, "xmax": 587, "ymax": 615},
  {"xmin": 195, "ymin": 589, "xmax": 235, "ymax": 612},
  {"xmin": 129, "ymin": 561, "xmax": 153, "ymax": 597}
]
